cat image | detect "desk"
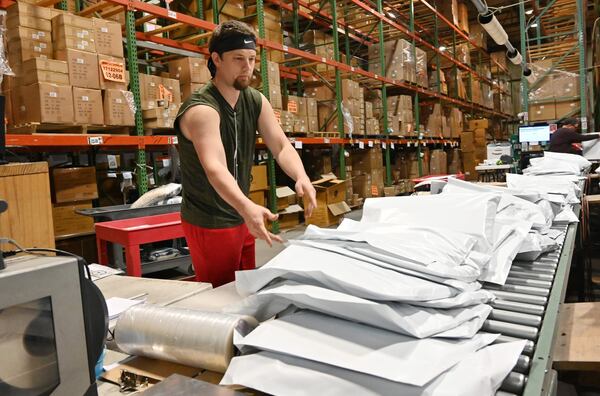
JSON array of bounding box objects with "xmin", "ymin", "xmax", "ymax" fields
[
  {"xmin": 95, "ymin": 212, "xmax": 185, "ymax": 277},
  {"xmin": 554, "ymin": 302, "xmax": 600, "ymax": 371}
]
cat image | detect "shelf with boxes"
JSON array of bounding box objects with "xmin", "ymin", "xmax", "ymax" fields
[{"xmin": 6, "ymin": 134, "xmax": 177, "ymax": 149}]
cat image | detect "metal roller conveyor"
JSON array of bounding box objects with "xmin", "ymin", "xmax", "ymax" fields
[
  {"xmin": 493, "ymin": 335, "xmax": 535, "ymax": 355},
  {"xmin": 488, "ymin": 289, "xmax": 548, "ymax": 305},
  {"xmin": 507, "ymin": 270, "xmax": 554, "ymax": 282},
  {"xmin": 490, "ymin": 299, "xmax": 545, "ymax": 316},
  {"xmin": 500, "ymin": 372, "xmax": 527, "ymax": 394},
  {"xmin": 514, "ymin": 354, "xmax": 531, "ymax": 373},
  {"xmin": 488, "ymin": 309, "xmax": 542, "ymax": 327},
  {"xmin": 487, "ymin": 284, "xmax": 550, "ymax": 297},
  {"xmin": 496, "ymin": 392, "xmax": 519, "ymax": 396},
  {"xmin": 510, "ymin": 265, "xmax": 556, "ymax": 275},
  {"xmin": 504, "ymin": 277, "xmax": 552, "ymax": 289},
  {"xmin": 482, "ymin": 320, "xmax": 538, "ymax": 340},
  {"xmin": 514, "ymin": 261, "xmax": 558, "ymax": 270}
]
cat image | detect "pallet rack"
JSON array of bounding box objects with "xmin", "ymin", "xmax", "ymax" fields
[{"xmin": 4, "ymin": 0, "xmax": 515, "ymax": 232}]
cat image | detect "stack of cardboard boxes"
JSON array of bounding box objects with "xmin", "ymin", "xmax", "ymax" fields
[
  {"xmin": 351, "ymin": 148, "xmax": 385, "ymax": 199},
  {"xmin": 51, "ymin": 167, "xmax": 98, "ymax": 238},
  {"xmin": 4, "ymin": 3, "xmax": 134, "ymax": 128},
  {"xmin": 528, "ymin": 60, "xmax": 580, "ymax": 122},
  {"xmin": 383, "ymin": 95, "xmax": 413, "ymax": 137},
  {"xmin": 369, "ymin": 39, "xmax": 420, "ymax": 85},
  {"xmin": 436, "ymin": 0, "xmax": 469, "ymax": 33},
  {"xmin": 461, "ymin": 118, "xmax": 488, "ymax": 180},
  {"xmin": 281, "ymin": 95, "xmax": 318, "ymax": 133},
  {"xmin": 248, "ymin": 164, "xmax": 268, "ymax": 207},
  {"xmin": 168, "ymin": 57, "xmax": 211, "ymax": 101},
  {"xmin": 139, "ymin": 73, "xmax": 181, "ymax": 130}
]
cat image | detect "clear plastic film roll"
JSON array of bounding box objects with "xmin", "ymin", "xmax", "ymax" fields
[{"xmin": 114, "ymin": 305, "xmax": 257, "ymax": 373}]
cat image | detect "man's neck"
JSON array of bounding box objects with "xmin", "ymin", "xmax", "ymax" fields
[{"xmin": 213, "ymin": 76, "xmax": 241, "ymax": 109}]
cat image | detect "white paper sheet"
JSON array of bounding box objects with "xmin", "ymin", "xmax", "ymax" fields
[
  {"xmin": 360, "ymin": 194, "xmax": 501, "ymax": 253},
  {"xmin": 234, "ymin": 310, "xmax": 499, "ymax": 386},
  {"xmin": 227, "ymin": 281, "xmax": 492, "ymax": 339},
  {"xmin": 221, "ymin": 341, "xmax": 527, "ymax": 396},
  {"xmin": 235, "ymin": 244, "xmax": 460, "ymax": 301}
]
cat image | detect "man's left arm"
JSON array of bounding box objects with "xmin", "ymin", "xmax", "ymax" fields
[{"xmin": 257, "ymin": 94, "xmax": 317, "ymax": 217}]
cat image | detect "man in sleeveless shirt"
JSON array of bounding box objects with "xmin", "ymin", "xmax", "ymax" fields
[{"xmin": 175, "ymin": 21, "xmax": 317, "ymax": 287}]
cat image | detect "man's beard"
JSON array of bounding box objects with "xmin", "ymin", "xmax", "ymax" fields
[{"xmin": 233, "ymin": 76, "xmax": 250, "ymax": 90}]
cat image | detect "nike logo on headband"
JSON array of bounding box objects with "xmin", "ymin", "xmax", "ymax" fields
[{"xmin": 244, "ymin": 39, "xmax": 253, "ymax": 44}]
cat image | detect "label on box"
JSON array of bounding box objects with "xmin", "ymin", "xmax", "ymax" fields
[
  {"xmin": 115, "ymin": 98, "xmax": 123, "ymax": 104},
  {"xmin": 38, "ymin": 31, "xmax": 46, "ymax": 37},
  {"xmin": 108, "ymin": 172, "xmax": 117, "ymax": 178},
  {"xmin": 162, "ymin": 159, "xmax": 171, "ymax": 167},
  {"xmin": 77, "ymin": 44, "xmax": 85, "ymax": 50},
  {"xmin": 77, "ymin": 58, "xmax": 85, "ymax": 64},
  {"xmin": 391, "ymin": 143, "xmax": 395, "ymax": 149},
  {"xmin": 158, "ymin": 84, "xmax": 174, "ymax": 102},
  {"xmin": 100, "ymin": 60, "xmax": 126, "ymax": 82},
  {"xmin": 101, "ymin": 27, "xmax": 109, "ymax": 33},
  {"xmin": 371, "ymin": 185, "xmax": 379, "ymax": 196},
  {"xmin": 49, "ymin": 91, "xmax": 58, "ymax": 98},
  {"xmin": 287, "ymin": 101, "xmax": 298, "ymax": 113},
  {"xmin": 107, "ymin": 155, "xmax": 117, "ymax": 169},
  {"xmin": 34, "ymin": 46, "xmax": 41, "ymax": 52},
  {"xmin": 123, "ymin": 171, "xmax": 132, "ymax": 180},
  {"xmin": 368, "ymin": 140, "xmax": 373, "ymax": 147},
  {"xmin": 382, "ymin": 142, "xmax": 386, "ymax": 149},
  {"xmin": 294, "ymin": 140, "xmax": 303, "ymax": 149},
  {"xmin": 40, "ymin": 43, "xmax": 47, "ymax": 49},
  {"xmin": 359, "ymin": 141, "xmax": 364, "ymax": 149},
  {"xmin": 81, "ymin": 96, "xmax": 89, "ymax": 102}
]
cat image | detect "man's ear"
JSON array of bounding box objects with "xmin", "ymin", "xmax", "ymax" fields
[{"xmin": 211, "ymin": 52, "xmax": 221, "ymax": 67}]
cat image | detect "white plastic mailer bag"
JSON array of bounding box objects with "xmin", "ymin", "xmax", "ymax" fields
[
  {"xmin": 227, "ymin": 281, "xmax": 492, "ymax": 339},
  {"xmin": 583, "ymin": 139, "xmax": 600, "ymax": 160},
  {"xmin": 478, "ymin": 219, "xmax": 532, "ymax": 285},
  {"xmin": 544, "ymin": 151, "xmax": 591, "ymax": 171},
  {"xmin": 236, "ymin": 244, "xmax": 459, "ymax": 301},
  {"xmin": 507, "ymin": 173, "xmax": 580, "ymax": 203},
  {"xmin": 361, "ymin": 193, "xmax": 501, "ymax": 253},
  {"xmin": 515, "ymin": 231, "xmax": 559, "ymax": 261},
  {"xmin": 221, "ymin": 341, "xmax": 527, "ymax": 396},
  {"xmin": 554, "ymin": 206, "xmax": 579, "ymax": 223},
  {"xmin": 442, "ymin": 178, "xmax": 550, "ymax": 229},
  {"xmin": 291, "ymin": 239, "xmax": 483, "ymax": 290},
  {"xmin": 525, "ymin": 156, "xmax": 581, "ymax": 175},
  {"xmin": 234, "ymin": 310, "xmax": 499, "ymax": 386},
  {"xmin": 409, "ymin": 289, "xmax": 496, "ymax": 309}
]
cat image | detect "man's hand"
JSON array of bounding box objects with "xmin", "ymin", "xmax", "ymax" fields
[
  {"xmin": 295, "ymin": 177, "xmax": 317, "ymax": 217},
  {"xmin": 241, "ymin": 203, "xmax": 283, "ymax": 247}
]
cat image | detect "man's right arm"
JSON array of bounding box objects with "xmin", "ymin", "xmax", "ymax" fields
[
  {"xmin": 179, "ymin": 105, "xmax": 283, "ymax": 246},
  {"xmin": 567, "ymin": 130, "xmax": 600, "ymax": 143}
]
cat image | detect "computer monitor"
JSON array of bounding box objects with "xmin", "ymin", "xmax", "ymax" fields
[{"xmin": 519, "ymin": 125, "xmax": 550, "ymax": 143}]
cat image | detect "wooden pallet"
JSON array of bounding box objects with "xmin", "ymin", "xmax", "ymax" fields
[{"xmin": 9, "ymin": 123, "xmax": 133, "ymax": 135}]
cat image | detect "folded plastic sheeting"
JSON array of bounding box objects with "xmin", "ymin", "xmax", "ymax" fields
[
  {"xmin": 507, "ymin": 173, "xmax": 581, "ymax": 204},
  {"xmin": 583, "ymin": 139, "xmax": 600, "ymax": 160},
  {"xmin": 227, "ymin": 281, "xmax": 492, "ymax": 339},
  {"xmin": 221, "ymin": 341, "xmax": 527, "ymax": 396},
  {"xmin": 516, "ymin": 231, "xmax": 559, "ymax": 261},
  {"xmin": 236, "ymin": 244, "xmax": 460, "ymax": 302},
  {"xmin": 361, "ymin": 194, "xmax": 501, "ymax": 253},
  {"xmin": 233, "ymin": 310, "xmax": 498, "ymax": 386}
]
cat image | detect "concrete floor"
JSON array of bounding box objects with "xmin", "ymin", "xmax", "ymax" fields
[{"xmin": 254, "ymin": 208, "xmax": 363, "ymax": 267}]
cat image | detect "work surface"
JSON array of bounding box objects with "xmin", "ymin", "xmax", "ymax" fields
[{"xmin": 554, "ymin": 302, "xmax": 600, "ymax": 371}]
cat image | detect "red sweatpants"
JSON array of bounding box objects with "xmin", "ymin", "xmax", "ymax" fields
[{"xmin": 182, "ymin": 220, "xmax": 256, "ymax": 287}]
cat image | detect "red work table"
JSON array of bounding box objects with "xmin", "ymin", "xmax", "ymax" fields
[{"xmin": 95, "ymin": 212, "xmax": 185, "ymax": 277}]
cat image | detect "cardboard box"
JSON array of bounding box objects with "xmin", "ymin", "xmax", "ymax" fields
[
  {"xmin": 555, "ymin": 100, "xmax": 580, "ymax": 119},
  {"xmin": 7, "ymin": 2, "xmax": 53, "ymax": 20},
  {"xmin": 462, "ymin": 151, "xmax": 477, "ymax": 181},
  {"xmin": 6, "ymin": 15, "xmax": 52, "ymax": 31},
  {"xmin": 73, "ymin": 87, "xmax": 104, "ymax": 125},
  {"xmin": 98, "ymin": 54, "xmax": 128, "ymax": 90},
  {"xmin": 271, "ymin": 186, "xmax": 295, "ymax": 211},
  {"xmin": 250, "ymin": 165, "xmax": 268, "ymax": 192},
  {"xmin": 248, "ymin": 190, "xmax": 266, "ymax": 207},
  {"xmin": 92, "ymin": 18, "xmax": 123, "ymax": 57},
  {"xmin": 308, "ymin": 116, "xmax": 319, "ymax": 132},
  {"xmin": 429, "ymin": 149, "xmax": 448, "ymax": 175},
  {"xmin": 460, "ymin": 131, "xmax": 475, "ymax": 152},
  {"xmin": 467, "ymin": 119, "xmax": 489, "ymax": 130},
  {"xmin": 168, "ymin": 57, "xmax": 211, "ymax": 84},
  {"xmin": 352, "ymin": 174, "xmax": 372, "ymax": 199},
  {"xmin": 52, "ymin": 14, "xmax": 96, "ymax": 53},
  {"xmin": 269, "ymin": 89, "xmax": 283, "ymax": 110},
  {"xmin": 352, "ymin": 148, "xmax": 383, "ymax": 172},
  {"xmin": 18, "ymin": 58, "xmax": 69, "ymax": 85},
  {"xmin": 19, "ymin": 69, "xmax": 70, "ymax": 86},
  {"xmin": 95, "ymin": 153, "xmax": 121, "ymax": 170},
  {"xmin": 22, "ymin": 57, "xmax": 69, "ymax": 74},
  {"xmin": 139, "ymin": 73, "xmax": 162, "ymax": 109},
  {"xmin": 56, "ymin": 49, "xmax": 100, "ymax": 89},
  {"xmin": 286, "ymin": 95, "xmax": 307, "ymax": 116},
  {"xmin": 8, "ymin": 26, "xmax": 52, "ymax": 43},
  {"xmin": 51, "ymin": 167, "xmax": 98, "ymax": 203},
  {"xmin": 306, "ymin": 98, "xmax": 318, "ymax": 119},
  {"xmin": 529, "ymin": 103, "xmax": 556, "ymax": 122},
  {"xmin": 305, "ymin": 177, "xmax": 351, "ymax": 227},
  {"xmin": 15, "ymin": 83, "xmax": 74, "ymax": 124},
  {"xmin": 103, "ymin": 89, "xmax": 135, "ymax": 126},
  {"xmin": 52, "ymin": 201, "xmax": 95, "ymax": 237},
  {"xmin": 181, "ymin": 83, "xmax": 205, "ymax": 100},
  {"xmin": 266, "ymin": 60, "xmax": 280, "ymax": 87},
  {"xmin": 9, "ymin": 39, "xmax": 53, "ymax": 62}
]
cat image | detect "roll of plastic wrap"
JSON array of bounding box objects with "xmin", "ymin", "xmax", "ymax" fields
[{"xmin": 114, "ymin": 305, "xmax": 257, "ymax": 372}]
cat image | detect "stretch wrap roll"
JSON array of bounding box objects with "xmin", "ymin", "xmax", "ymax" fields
[{"xmin": 114, "ymin": 305, "xmax": 257, "ymax": 372}]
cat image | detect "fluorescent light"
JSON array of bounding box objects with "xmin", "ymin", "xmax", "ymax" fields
[
  {"xmin": 530, "ymin": 23, "xmax": 538, "ymax": 28},
  {"xmin": 525, "ymin": 9, "xmax": 533, "ymax": 15},
  {"xmin": 478, "ymin": 13, "xmax": 509, "ymax": 46},
  {"xmin": 439, "ymin": 46, "xmax": 446, "ymax": 51}
]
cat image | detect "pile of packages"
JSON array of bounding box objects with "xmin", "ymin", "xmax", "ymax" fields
[{"xmin": 215, "ymin": 152, "xmax": 587, "ymax": 395}]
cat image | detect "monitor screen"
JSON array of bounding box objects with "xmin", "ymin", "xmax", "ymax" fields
[{"xmin": 519, "ymin": 125, "xmax": 550, "ymax": 143}]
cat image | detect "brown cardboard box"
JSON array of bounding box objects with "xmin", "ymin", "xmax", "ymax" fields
[
  {"xmin": 20, "ymin": 69, "xmax": 70, "ymax": 86},
  {"xmin": 168, "ymin": 57, "xmax": 211, "ymax": 84},
  {"xmin": 56, "ymin": 49, "xmax": 100, "ymax": 89},
  {"xmin": 306, "ymin": 98, "xmax": 318, "ymax": 119},
  {"xmin": 7, "ymin": 2, "xmax": 53, "ymax": 20},
  {"xmin": 475, "ymin": 146, "xmax": 487, "ymax": 162},
  {"xmin": 286, "ymin": 95, "xmax": 307, "ymax": 116},
  {"xmin": 250, "ymin": 165, "xmax": 268, "ymax": 192},
  {"xmin": 467, "ymin": 119, "xmax": 489, "ymax": 130},
  {"xmin": 305, "ymin": 178, "xmax": 350, "ymax": 227},
  {"xmin": 269, "ymin": 89, "xmax": 283, "ymax": 110},
  {"xmin": 9, "ymin": 39, "xmax": 53, "ymax": 62},
  {"xmin": 429, "ymin": 149, "xmax": 448, "ymax": 175},
  {"xmin": 52, "ymin": 14, "xmax": 96, "ymax": 52},
  {"xmin": 98, "ymin": 54, "xmax": 128, "ymax": 90},
  {"xmin": 462, "ymin": 151, "xmax": 477, "ymax": 181},
  {"xmin": 460, "ymin": 131, "xmax": 475, "ymax": 152},
  {"xmin": 7, "ymin": 26, "xmax": 52, "ymax": 43},
  {"xmin": 92, "ymin": 18, "xmax": 123, "ymax": 57},
  {"xmin": 22, "ymin": 57, "xmax": 69, "ymax": 74},
  {"xmin": 352, "ymin": 174, "xmax": 372, "ymax": 199},
  {"xmin": 15, "ymin": 83, "xmax": 74, "ymax": 124},
  {"xmin": 266, "ymin": 60, "xmax": 280, "ymax": 87},
  {"xmin": 370, "ymin": 168, "xmax": 385, "ymax": 197},
  {"xmin": 52, "ymin": 200, "xmax": 95, "ymax": 237},
  {"xmin": 161, "ymin": 77, "xmax": 182, "ymax": 107},
  {"xmin": 248, "ymin": 190, "xmax": 266, "ymax": 207},
  {"xmin": 73, "ymin": 87, "xmax": 104, "ymax": 125},
  {"xmin": 555, "ymin": 100, "xmax": 580, "ymax": 119},
  {"xmin": 6, "ymin": 15, "xmax": 52, "ymax": 31},
  {"xmin": 103, "ymin": 89, "xmax": 135, "ymax": 126},
  {"xmin": 139, "ymin": 73, "xmax": 162, "ymax": 109},
  {"xmin": 51, "ymin": 167, "xmax": 98, "ymax": 203},
  {"xmin": 181, "ymin": 83, "xmax": 205, "ymax": 100},
  {"xmin": 473, "ymin": 128, "xmax": 486, "ymax": 141},
  {"xmin": 529, "ymin": 103, "xmax": 556, "ymax": 122},
  {"xmin": 308, "ymin": 116, "xmax": 319, "ymax": 132},
  {"xmin": 352, "ymin": 148, "xmax": 383, "ymax": 172}
]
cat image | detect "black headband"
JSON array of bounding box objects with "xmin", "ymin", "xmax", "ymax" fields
[{"xmin": 208, "ymin": 34, "xmax": 257, "ymax": 77}]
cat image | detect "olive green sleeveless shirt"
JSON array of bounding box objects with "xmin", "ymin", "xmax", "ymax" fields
[{"xmin": 175, "ymin": 82, "xmax": 262, "ymax": 228}]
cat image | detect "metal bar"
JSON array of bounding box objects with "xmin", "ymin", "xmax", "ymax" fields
[
  {"xmin": 409, "ymin": 0, "xmax": 422, "ymax": 177},
  {"xmin": 330, "ymin": 0, "xmax": 346, "ymax": 180},
  {"xmin": 211, "ymin": 0, "xmax": 219, "ymax": 23},
  {"xmin": 576, "ymin": 0, "xmax": 587, "ymax": 132},
  {"xmin": 527, "ymin": 0, "xmax": 559, "ymax": 30},
  {"xmin": 293, "ymin": 0, "xmax": 303, "ymax": 96},
  {"xmin": 519, "ymin": 0, "xmax": 529, "ymax": 118},
  {"xmin": 377, "ymin": 0, "xmax": 390, "ymax": 186},
  {"xmin": 125, "ymin": 8, "xmax": 148, "ymax": 195},
  {"xmin": 522, "ymin": 214, "xmax": 578, "ymax": 396}
]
